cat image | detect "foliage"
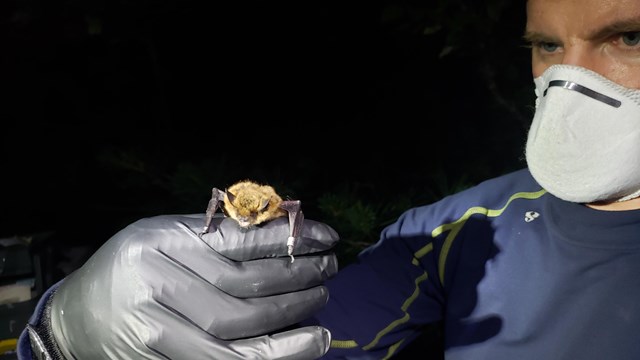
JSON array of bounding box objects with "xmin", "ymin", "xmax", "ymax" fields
[
  {"xmin": 4, "ymin": 0, "xmax": 535, "ymax": 264},
  {"xmin": 379, "ymin": 0, "xmax": 534, "ymax": 129}
]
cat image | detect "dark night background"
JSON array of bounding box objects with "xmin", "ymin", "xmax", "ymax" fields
[{"xmin": 2, "ymin": 0, "xmax": 532, "ymax": 355}]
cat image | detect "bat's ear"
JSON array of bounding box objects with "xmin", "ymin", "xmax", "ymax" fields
[
  {"xmin": 226, "ymin": 189, "xmax": 236, "ymax": 203},
  {"xmin": 259, "ymin": 198, "xmax": 270, "ymax": 212}
]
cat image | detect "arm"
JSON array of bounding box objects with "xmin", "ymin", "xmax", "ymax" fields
[{"xmin": 309, "ymin": 205, "xmax": 448, "ymax": 359}]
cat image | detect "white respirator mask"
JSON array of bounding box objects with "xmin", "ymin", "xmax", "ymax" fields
[{"xmin": 525, "ymin": 64, "xmax": 640, "ymax": 203}]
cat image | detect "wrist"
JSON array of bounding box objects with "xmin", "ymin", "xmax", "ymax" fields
[{"xmin": 26, "ymin": 289, "xmax": 67, "ymax": 360}]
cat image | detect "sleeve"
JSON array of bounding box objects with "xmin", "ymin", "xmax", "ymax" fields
[
  {"xmin": 308, "ymin": 201, "xmax": 459, "ymax": 359},
  {"xmin": 17, "ymin": 280, "xmax": 64, "ymax": 360}
]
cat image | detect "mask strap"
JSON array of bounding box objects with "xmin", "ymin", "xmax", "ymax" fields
[{"xmin": 544, "ymin": 80, "xmax": 622, "ymax": 108}]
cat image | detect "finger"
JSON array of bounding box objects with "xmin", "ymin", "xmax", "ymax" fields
[
  {"xmin": 216, "ymin": 253, "xmax": 338, "ymax": 298},
  {"xmin": 149, "ymin": 214, "xmax": 338, "ymax": 260},
  {"xmin": 210, "ymin": 288, "xmax": 330, "ymax": 340},
  {"xmin": 106, "ymin": 224, "xmax": 333, "ymax": 348},
  {"xmin": 148, "ymin": 266, "xmax": 330, "ymax": 340},
  {"xmin": 148, "ymin": 307, "xmax": 331, "ymax": 360},
  {"xmin": 228, "ymin": 326, "xmax": 332, "ymax": 360},
  {"xmin": 203, "ymin": 217, "xmax": 339, "ymax": 261},
  {"xmin": 142, "ymin": 218, "xmax": 338, "ymax": 298},
  {"xmin": 142, "ymin": 253, "xmax": 328, "ymax": 339},
  {"xmin": 142, "ymin": 305, "xmax": 243, "ymax": 360}
]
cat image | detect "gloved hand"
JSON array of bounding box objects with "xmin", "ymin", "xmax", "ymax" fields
[{"xmin": 45, "ymin": 214, "xmax": 339, "ymax": 359}]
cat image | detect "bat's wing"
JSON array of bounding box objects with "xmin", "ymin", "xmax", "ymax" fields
[
  {"xmin": 279, "ymin": 200, "xmax": 303, "ymax": 262},
  {"xmin": 200, "ymin": 187, "xmax": 226, "ymax": 236}
]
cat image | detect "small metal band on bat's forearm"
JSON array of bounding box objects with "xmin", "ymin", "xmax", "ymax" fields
[
  {"xmin": 287, "ymin": 236, "xmax": 296, "ymax": 263},
  {"xmin": 544, "ymin": 80, "xmax": 622, "ymax": 108}
]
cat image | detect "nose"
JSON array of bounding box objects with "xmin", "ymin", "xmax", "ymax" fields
[{"xmin": 560, "ymin": 44, "xmax": 604, "ymax": 74}]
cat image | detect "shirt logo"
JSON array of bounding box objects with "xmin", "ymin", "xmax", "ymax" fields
[{"xmin": 524, "ymin": 211, "xmax": 540, "ymax": 223}]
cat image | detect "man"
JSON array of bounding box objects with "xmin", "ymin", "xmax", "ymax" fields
[{"xmin": 18, "ymin": 0, "xmax": 640, "ymax": 358}]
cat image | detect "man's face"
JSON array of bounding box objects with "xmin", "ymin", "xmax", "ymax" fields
[{"xmin": 526, "ymin": 0, "xmax": 640, "ymax": 89}]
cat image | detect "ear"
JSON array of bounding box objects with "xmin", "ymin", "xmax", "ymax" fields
[
  {"xmin": 226, "ymin": 189, "xmax": 236, "ymax": 203},
  {"xmin": 259, "ymin": 197, "xmax": 270, "ymax": 211}
]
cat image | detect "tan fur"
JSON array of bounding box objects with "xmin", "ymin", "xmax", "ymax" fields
[{"xmin": 223, "ymin": 180, "xmax": 287, "ymax": 227}]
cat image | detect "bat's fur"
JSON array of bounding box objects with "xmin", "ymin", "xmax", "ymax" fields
[{"xmin": 223, "ymin": 180, "xmax": 287, "ymax": 228}]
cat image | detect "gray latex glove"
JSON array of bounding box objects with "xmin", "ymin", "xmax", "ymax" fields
[{"xmin": 48, "ymin": 214, "xmax": 339, "ymax": 359}]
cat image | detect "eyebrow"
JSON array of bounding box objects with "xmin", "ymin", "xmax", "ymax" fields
[
  {"xmin": 586, "ymin": 17, "xmax": 640, "ymax": 41},
  {"xmin": 523, "ymin": 17, "xmax": 640, "ymax": 44},
  {"xmin": 522, "ymin": 31, "xmax": 557, "ymax": 45}
]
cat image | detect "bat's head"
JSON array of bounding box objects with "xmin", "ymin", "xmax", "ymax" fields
[{"xmin": 223, "ymin": 181, "xmax": 285, "ymax": 227}]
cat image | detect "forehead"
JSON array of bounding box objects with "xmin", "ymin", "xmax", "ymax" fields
[{"xmin": 526, "ymin": 0, "xmax": 640, "ymax": 34}]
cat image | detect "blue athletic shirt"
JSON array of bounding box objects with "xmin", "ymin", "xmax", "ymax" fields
[{"xmin": 312, "ymin": 168, "xmax": 640, "ymax": 359}]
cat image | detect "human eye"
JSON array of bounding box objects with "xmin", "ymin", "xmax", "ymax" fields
[
  {"xmin": 621, "ymin": 31, "xmax": 640, "ymax": 47},
  {"xmin": 524, "ymin": 38, "xmax": 561, "ymax": 54},
  {"xmin": 533, "ymin": 41, "xmax": 560, "ymax": 53}
]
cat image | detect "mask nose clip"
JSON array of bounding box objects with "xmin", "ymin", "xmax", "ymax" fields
[{"xmin": 543, "ymin": 80, "xmax": 622, "ymax": 108}]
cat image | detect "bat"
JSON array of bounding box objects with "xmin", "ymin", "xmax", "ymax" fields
[{"xmin": 199, "ymin": 180, "xmax": 304, "ymax": 262}]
